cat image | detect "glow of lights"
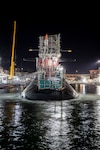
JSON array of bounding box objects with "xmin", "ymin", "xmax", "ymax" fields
[
  {"xmin": 53, "ymin": 57, "xmax": 58, "ymax": 66},
  {"xmin": 97, "ymin": 60, "xmax": 100, "ymax": 63},
  {"xmin": 28, "ymin": 49, "xmax": 33, "ymax": 51},
  {"xmin": 13, "ymin": 76, "xmax": 20, "ymax": 81},
  {"xmin": 48, "ymin": 59, "xmax": 52, "ymax": 66},
  {"xmin": 98, "ymin": 74, "xmax": 100, "ymax": 82},
  {"xmin": 57, "ymin": 65, "xmax": 63, "ymax": 71},
  {"xmin": 81, "ymin": 84, "xmax": 86, "ymax": 94},
  {"xmin": 67, "ymin": 49, "xmax": 72, "ymax": 52},
  {"xmin": 82, "ymin": 78, "xmax": 87, "ymax": 83},
  {"xmin": 96, "ymin": 85, "xmax": 100, "ymax": 95},
  {"xmin": 45, "ymin": 102, "xmax": 71, "ymax": 149}
]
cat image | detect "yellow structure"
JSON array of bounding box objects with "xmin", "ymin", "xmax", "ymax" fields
[{"xmin": 9, "ymin": 21, "xmax": 16, "ymax": 79}]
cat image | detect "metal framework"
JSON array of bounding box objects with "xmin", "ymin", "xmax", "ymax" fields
[{"xmin": 36, "ymin": 34, "xmax": 63, "ymax": 90}]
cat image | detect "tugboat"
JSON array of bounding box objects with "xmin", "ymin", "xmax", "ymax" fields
[{"xmin": 21, "ymin": 33, "xmax": 78, "ymax": 100}]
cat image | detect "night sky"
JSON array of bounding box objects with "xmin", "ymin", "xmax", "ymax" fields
[{"xmin": 0, "ymin": 4, "xmax": 100, "ymax": 74}]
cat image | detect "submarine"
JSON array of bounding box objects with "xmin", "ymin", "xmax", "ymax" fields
[{"xmin": 21, "ymin": 33, "xmax": 78, "ymax": 100}]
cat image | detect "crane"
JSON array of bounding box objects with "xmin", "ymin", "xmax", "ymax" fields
[{"xmin": 9, "ymin": 21, "xmax": 16, "ymax": 79}]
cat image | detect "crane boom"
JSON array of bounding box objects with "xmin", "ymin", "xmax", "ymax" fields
[{"xmin": 9, "ymin": 21, "xmax": 16, "ymax": 79}]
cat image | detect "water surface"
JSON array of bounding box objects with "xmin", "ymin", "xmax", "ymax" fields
[{"xmin": 0, "ymin": 84, "xmax": 100, "ymax": 149}]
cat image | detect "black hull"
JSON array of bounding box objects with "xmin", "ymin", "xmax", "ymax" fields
[{"xmin": 21, "ymin": 78, "xmax": 78, "ymax": 100}]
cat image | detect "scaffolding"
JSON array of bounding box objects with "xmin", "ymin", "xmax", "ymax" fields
[{"xmin": 36, "ymin": 34, "xmax": 63, "ymax": 90}]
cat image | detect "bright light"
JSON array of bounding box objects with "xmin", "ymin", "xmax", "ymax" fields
[
  {"xmin": 28, "ymin": 49, "xmax": 33, "ymax": 51},
  {"xmin": 82, "ymin": 78, "xmax": 87, "ymax": 83},
  {"xmin": 97, "ymin": 60, "xmax": 100, "ymax": 63},
  {"xmin": 96, "ymin": 85, "xmax": 100, "ymax": 95},
  {"xmin": 48, "ymin": 59, "xmax": 52, "ymax": 66},
  {"xmin": 67, "ymin": 49, "xmax": 72, "ymax": 52},
  {"xmin": 13, "ymin": 76, "xmax": 20, "ymax": 81},
  {"xmin": 98, "ymin": 74, "xmax": 100, "ymax": 82}
]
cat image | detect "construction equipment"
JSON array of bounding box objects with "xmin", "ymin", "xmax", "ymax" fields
[{"xmin": 9, "ymin": 21, "xmax": 16, "ymax": 79}]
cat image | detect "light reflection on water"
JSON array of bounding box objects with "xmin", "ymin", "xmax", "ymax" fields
[{"xmin": 0, "ymin": 84, "xmax": 100, "ymax": 149}]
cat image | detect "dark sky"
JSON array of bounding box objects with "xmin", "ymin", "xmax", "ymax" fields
[{"xmin": 0, "ymin": 4, "xmax": 100, "ymax": 73}]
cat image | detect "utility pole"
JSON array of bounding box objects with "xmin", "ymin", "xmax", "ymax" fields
[{"xmin": 9, "ymin": 21, "xmax": 16, "ymax": 79}]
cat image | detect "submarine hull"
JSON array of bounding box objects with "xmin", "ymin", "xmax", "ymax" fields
[{"xmin": 21, "ymin": 78, "xmax": 78, "ymax": 100}]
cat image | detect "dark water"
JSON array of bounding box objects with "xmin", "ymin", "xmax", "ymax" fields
[{"xmin": 0, "ymin": 84, "xmax": 100, "ymax": 149}]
